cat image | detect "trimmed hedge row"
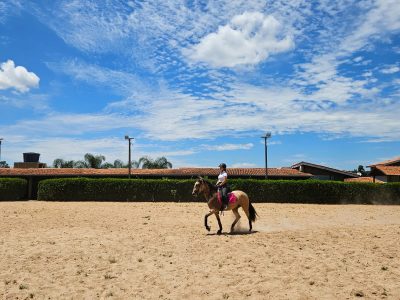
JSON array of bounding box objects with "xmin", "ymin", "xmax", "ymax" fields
[
  {"xmin": 37, "ymin": 178, "xmax": 196, "ymax": 202},
  {"xmin": 37, "ymin": 178, "xmax": 400, "ymax": 204},
  {"xmin": 0, "ymin": 178, "xmax": 27, "ymax": 201},
  {"xmin": 230, "ymin": 179, "xmax": 400, "ymax": 204}
]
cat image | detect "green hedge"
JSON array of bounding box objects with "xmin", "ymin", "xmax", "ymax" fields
[
  {"xmin": 0, "ymin": 178, "xmax": 27, "ymax": 201},
  {"xmin": 37, "ymin": 178, "xmax": 400, "ymax": 204},
  {"xmin": 230, "ymin": 179, "xmax": 400, "ymax": 204},
  {"xmin": 38, "ymin": 178, "xmax": 196, "ymax": 202}
]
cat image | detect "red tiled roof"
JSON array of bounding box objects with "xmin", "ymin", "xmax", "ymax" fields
[
  {"xmin": 368, "ymin": 156, "xmax": 400, "ymax": 167},
  {"xmin": 373, "ymin": 165, "xmax": 400, "ymax": 176},
  {"xmin": 344, "ymin": 177, "xmax": 384, "ymax": 183},
  {"xmin": 0, "ymin": 167, "xmax": 312, "ymax": 177}
]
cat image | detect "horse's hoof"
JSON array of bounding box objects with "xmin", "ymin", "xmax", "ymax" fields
[
  {"xmin": 217, "ymin": 230, "xmax": 222, "ymax": 235},
  {"xmin": 206, "ymin": 226, "xmax": 211, "ymax": 232}
]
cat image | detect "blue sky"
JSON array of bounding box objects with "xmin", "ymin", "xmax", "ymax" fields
[{"xmin": 0, "ymin": 0, "xmax": 399, "ymax": 170}]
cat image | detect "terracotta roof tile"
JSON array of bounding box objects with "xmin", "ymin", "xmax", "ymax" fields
[
  {"xmin": 0, "ymin": 167, "xmax": 312, "ymax": 178},
  {"xmin": 373, "ymin": 166, "xmax": 400, "ymax": 176},
  {"xmin": 344, "ymin": 177, "xmax": 385, "ymax": 183},
  {"xmin": 368, "ymin": 156, "xmax": 400, "ymax": 167}
]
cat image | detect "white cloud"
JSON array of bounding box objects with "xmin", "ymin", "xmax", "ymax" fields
[
  {"xmin": 2, "ymin": 0, "xmax": 400, "ymax": 149},
  {"xmin": 185, "ymin": 12, "xmax": 294, "ymax": 68},
  {"xmin": 202, "ymin": 143, "xmax": 254, "ymax": 151},
  {"xmin": 0, "ymin": 93, "xmax": 50, "ymax": 111},
  {"xmin": 0, "ymin": 112, "xmax": 137, "ymax": 137},
  {"xmin": 231, "ymin": 162, "xmax": 257, "ymax": 168},
  {"xmin": 0, "ymin": 0, "xmax": 22, "ymax": 24},
  {"xmin": 105, "ymin": 82, "xmax": 400, "ymax": 142},
  {"xmin": 380, "ymin": 65, "xmax": 400, "ymax": 74},
  {"xmin": 0, "ymin": 60, "xmax": 39, "ymax": 93},
  {"xmin": 0, "ymin": 136, "xmax": 127, "ymax": 165},
  {"xmin": 46, "ymin": 59, "xmax": 149, "ymax": 96},
  {"xmin": 336, "ymin": 0, "xmax": 400, "ymax": 57}
]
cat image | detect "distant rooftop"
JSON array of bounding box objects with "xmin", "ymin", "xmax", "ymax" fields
[
  {"xmin": 371, "ymin": 165, "xmax": 400, "ymax": 176},
  {"xmin": 291, "ymin": 161, "xmax": 359, "ymax": 178},
  {"xmin": 368, "ymin": 156, "xmax": 400, "ymax": 167},
  {"xmin": 344, "ymin": 177, "xmax": 384, "ymax": 183},
  {"xmin": 0, "ymin": 167, "xmax": 312, "ymax": 178}
]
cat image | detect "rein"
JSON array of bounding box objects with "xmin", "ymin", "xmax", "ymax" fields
[{"xmin": 199, "ymin": 180, "xmax": 218, "ymax": 203}]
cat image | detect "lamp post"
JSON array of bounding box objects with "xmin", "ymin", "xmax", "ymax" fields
[
  {"xmin": 261, "ymin": 132, "xmax": 272, "ymax": 179},
  {"xmin": 0, "ymin": 138, "xmax": 3, "ymax": 162},
  {"xmin": 125, "ymin": 135, "xmax": 134, "ymax": 179}
]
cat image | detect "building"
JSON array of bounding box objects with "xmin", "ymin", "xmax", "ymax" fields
[
  {"xmin": 344, "ymin": 177, "xmax": 384, "ymax": 183},
  {"xmin": 368, "ymin": 156, "xmax": 400, "ymax": 183},
  {"xmin": 291, "ymin": 161, "xmax": 359, "ymax": 181}
]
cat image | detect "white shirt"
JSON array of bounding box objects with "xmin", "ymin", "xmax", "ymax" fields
[{"xmin": 217, "ymin": 171, "xmax": 228, "ymax": 184}]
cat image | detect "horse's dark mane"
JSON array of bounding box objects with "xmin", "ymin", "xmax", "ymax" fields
[{"xmin": 203, "ymin": 179, "xmax": 217, "ymax": 193}]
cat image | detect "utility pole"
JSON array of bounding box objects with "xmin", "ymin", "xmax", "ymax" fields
[
  {"xmin": 0, "ymin": 138, "xmax": 3, "ymax": 162},
  {"xmin": 261, "ymin": 132, "xmax": 272, "ymax": 179},
  {"xmin": 125, "ymin": 136, "xmax": 134, "ymax": 178}
]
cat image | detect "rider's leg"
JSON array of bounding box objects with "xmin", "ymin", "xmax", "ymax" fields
[{"xmin": 221, "ymin": 186, "xmax": 228, "ymax": 209}]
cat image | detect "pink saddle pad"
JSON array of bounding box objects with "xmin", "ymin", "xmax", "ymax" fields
[{"xmin": 217, "ymin": 192, "xmax": 237, "ymax": 205}]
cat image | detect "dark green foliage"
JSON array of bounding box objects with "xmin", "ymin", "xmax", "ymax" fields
[
  {"xmin": 230, "ymin": 179, "xmax": 400, "ymax": 204},
  {"xmin": 0, "ymin": 178, "xmax": 27, "ymax": 200},
  {"xmin": 138, "ymin": 156, "xmax": 173, "ymax": 169},
  {"xmin": 0, "ymin": 161, "xmax": 10, "ymax": 168},
  {"xmin": 38, "ymin": 178, "xmax": 196, "ymax": 202},
  {"xmin": 37, "ymin": 178, "xmax": 400, "ymax": 204}
]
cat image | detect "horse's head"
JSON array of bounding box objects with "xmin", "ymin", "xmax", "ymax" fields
[{"xmin": 192, "ymin": 177, "xmax": 208, "ymax": 197}]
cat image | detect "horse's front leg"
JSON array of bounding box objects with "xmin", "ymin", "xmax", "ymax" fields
[
  {"xmin": 214, "ymin": 212, "xmax": 223, "ymax": 235},
  {"xmin": 204, "ymin": 210, "xmax": 214, "ymax": 231}
]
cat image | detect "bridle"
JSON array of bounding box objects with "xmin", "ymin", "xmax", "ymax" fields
[{"xmin": 192, "ymin": 179, "xmax": 210, "ymax": 200}]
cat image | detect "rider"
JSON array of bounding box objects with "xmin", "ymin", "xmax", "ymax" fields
[{"xmin": 216, "ymin": 163, "xmax": 229, "ymax": 210}]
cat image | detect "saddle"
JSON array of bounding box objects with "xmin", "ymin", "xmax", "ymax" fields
[{"xmin": 217, "ymin": 191, "xmax": 237, "ymax": 206}]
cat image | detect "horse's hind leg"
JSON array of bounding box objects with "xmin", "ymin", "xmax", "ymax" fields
[
  {"xmin": 241, "ymin": 199, "xmax": 252, "ymax": 232},
  {"xmin": 230, "ymin": 207, "xmax": 241, "ymax": 233}
]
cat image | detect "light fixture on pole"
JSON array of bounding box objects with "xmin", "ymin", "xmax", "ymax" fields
[
  {"xmin": 0, "ymin": 138, "xmax": 3, "ymax": 162},
  {"xmin": 125, "ymin": 135, "xmax": 134, "ymax": 179},
  {"xmin": 261, "ymin": 132, "xmax": 272, "ymax": 179}
]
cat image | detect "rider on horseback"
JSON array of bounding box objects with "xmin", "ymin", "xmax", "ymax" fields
[{"xmin": 216, "ymin": 163, "xmax": 229, "ymax": 210}]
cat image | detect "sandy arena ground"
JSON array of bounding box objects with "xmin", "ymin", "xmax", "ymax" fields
[{"xmin": 1, "ymin": 201, "xmax": 400, "ymax": 300}]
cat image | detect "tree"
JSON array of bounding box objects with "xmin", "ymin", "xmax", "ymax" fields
[
  {"xmin": 0, "ymin": 161, "xmax": 10, "ymax": 168},
  {"xmin": 129, "ymin": 160, "xmax": 140, "ymax": 168},
  {"xmin": 138, "ymin": 156, "xmax": 172, "ymax": 169},
  {"xmin": 102, "ymin": 159, "xmax": 127, "ymax": 169},
  {"xmin": 74, "ymin": 153, "xmax": 106, "ymax": 169},
  {"xmin": 53, "ymin": 158, "xmax": 75, "ymax": 168},
  {"xmin": 51, "ymin": 154, "xmax": 171, "ymax": 169},
  {"xmin": 353, "ymin": 165, "xmax": 367, "ymax": 176}
]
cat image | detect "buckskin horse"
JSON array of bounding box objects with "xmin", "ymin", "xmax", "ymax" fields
[{"xmin": 192, "ymin": 177, "xmax": 257, "ymax": 234}]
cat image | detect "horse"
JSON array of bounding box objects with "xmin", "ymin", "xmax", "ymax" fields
[{"xmin": 192, "ymin": 177, "xmax": 257, "ymax": 234}]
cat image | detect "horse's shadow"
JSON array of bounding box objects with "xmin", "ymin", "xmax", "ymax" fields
[{"xmin": 206, "ymin": 230, "xmax": 259, "ymax": 236}]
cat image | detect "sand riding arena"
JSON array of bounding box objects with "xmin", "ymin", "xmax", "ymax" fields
[{"xmin": 1, "ymin": 201, "xmax": 400, "ymax": 299}]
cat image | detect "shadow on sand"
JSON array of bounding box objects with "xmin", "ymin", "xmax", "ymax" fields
[{"xmin": 206, "ymin": 230, "xmax": 259, "ymax": 236}]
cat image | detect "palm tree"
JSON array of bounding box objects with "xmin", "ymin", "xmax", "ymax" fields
[
  {"xmin": 74, "ymin": 153, "xmax": 106, "ymax": 169},
  {"xmin": 102, "ymin": 159, "xmax": 132, "ymax": 169},
  {"xmin": 53, "ymin": 158, "xmax": 75, "ymax": 168},
  {"xmin": 138, "ymin": 156, "xmax": 172, "ymax": 169},
  {"xmin": 129, "ymin": 160, "xmax": 140, "ymax": 168},
  {"xmin": 0, "ymin": 161, "xmax": 9, "ymax": 168}
]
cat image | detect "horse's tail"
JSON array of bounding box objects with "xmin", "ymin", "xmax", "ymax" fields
[{"xmin": 249, "ymin": 201, "xmax": 258, "ymax": 222}]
